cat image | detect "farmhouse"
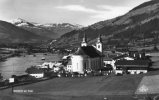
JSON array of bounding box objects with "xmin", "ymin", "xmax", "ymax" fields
[
  {"xmin": 115, "ymin": 60, "xmax": 150, "ymax": 74},
  {"xmin": 103, "ymin": 54, "xmax": 135, "ymax": 70},
  {"xmin": 27, "ymin": 68, "xmax": 44, "ymax": 78}
]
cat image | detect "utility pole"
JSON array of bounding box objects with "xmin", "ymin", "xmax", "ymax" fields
[
  {"xmin": 139, "ymin": 22, "xmax": 145, "ymax": 51},
  {"xmin": 152, "ymin": 31, "xmax": 159, "ymax": 50},
  {"xmin": 11, "ymin": 62, "xmax": 14, "ymax": 94}
]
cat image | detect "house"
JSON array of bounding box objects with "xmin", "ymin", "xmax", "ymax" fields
[
  {"xmin": 113, "ymin": 54, "xmax": 135, "ymax": 61},
  {"xmin": 29, "ymin": 70, "xmax": 44, "ymax": 78},
  {"xmin": 103, "ymin": 54, "xmax": 135, "ymax": 70},
  {"xmin": 71, "ymin": 34, "xmax": 104, "ymax": 74},
  {"xmin": 103, "ymin": 56, "xmax": 115, "ymax": 70},
  {"xmin": 40, "ymin": 61, "xmax": 63, "ymax": 72},
  {"xmin": 66, "ymin": 60, "xmax": 72, "ymax": 72},
  {"xmin": 101, "ymin": 64, "xmax": 113, "ymax": 75},
  {"xmin": 115, "ymin": 60, "xmax": 150, "ymax": 75},
  {"xmin": 53, "ymin": 66, "xmax": 60, "ymax": 72},
  {"xmin": 128, "ymin": 49, "xmax": 146, "ymax": 59},
  {"xmin": 26, "ymin": 67, "xmax": 44, "ymax": 78},
  {"xmin": 11, "ymin": 74, "xmax": 36, "ymax": 82},
  {"xmin": 41, "ymin": 62, "xmax": 54, "ymax": 69}
]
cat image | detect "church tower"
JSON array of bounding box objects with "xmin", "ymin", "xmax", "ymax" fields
[
  {"xmin": 96, "ymin": 34, "xmax": 103, "ymax": 53},
  {"xmin": 81, "ymin": 33, "xmax": 87, "ymax": 47}
]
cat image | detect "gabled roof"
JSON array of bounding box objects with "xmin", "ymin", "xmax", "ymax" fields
[
  {"xmin": 74, "ymin": 46, "xmax": 102, "ymax": 58},
  {"xmin": 115, "ymin": 60, "xmax": 150, "ymax": 68},
  {"xmin": 113, "ymin": 54, "xmax": 127, "ymax": 60},
  {"xmin": 67, "ymin": 60, "xmax": 72, "ymax": 65},
  {"xmin": 113, "ymin": 54, "xmax": 135, "ymax": 60},
  {"xmin": 27, "ymin": 68, "xmax": 44, "ymax": 74}
]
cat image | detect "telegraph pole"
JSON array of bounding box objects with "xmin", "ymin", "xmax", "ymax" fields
[{"xmin": 152, "ymin": 31, "xmax": 159, "ymax": 50}]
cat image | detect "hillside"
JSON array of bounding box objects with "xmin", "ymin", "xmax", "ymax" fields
[
  {"xmin": 11, "ymin": 18, "xmax": 83, "ymax": 39},
  {"xmin": 0, "ymin": 20, "xmax": 46, "ymax": 43},
  {"xmin": 54, "ymin": 0, "xmax": 159, "ymax": 49}
]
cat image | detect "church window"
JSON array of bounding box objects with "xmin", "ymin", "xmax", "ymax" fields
[{"xmin": 98, "ymin": 45, "xmax": 100, "ymax": 48}]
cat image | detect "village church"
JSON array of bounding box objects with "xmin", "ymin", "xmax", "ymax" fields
[{"xmin": 71, "ymin": 34, "xmax": 104, "ymax": 74}]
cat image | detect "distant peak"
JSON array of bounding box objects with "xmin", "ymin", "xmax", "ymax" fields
[{"xmin": 10, "ymin": 18, "xmax": 28, "ymax": 24}]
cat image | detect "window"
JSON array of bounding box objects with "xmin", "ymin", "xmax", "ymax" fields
[{"xmin": 98, "ymin": 45, "xmax": 100, "ymax": 48}]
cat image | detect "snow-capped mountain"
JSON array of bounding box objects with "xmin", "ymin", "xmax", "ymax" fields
[
  {"xmin": 0, "ymin": 20, "xmax": 46, "ymax": 43},
  {"xmin": 10, "ymin": 18, "xmax": 83, "ymax": 39}
]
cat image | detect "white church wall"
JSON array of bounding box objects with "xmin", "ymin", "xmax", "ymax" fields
[{"xmin": 71, "ymin": 55, "xmax": 85, "ymax": 74}]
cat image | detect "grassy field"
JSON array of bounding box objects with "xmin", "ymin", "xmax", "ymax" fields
[
  {"xmin": 0, "ymin": 93, "xmax": 138, "ymax": 100},
  {"xmin": 0, "ymin": 72, "xmax": 159, "ymax": 100},
  {"xmin": 0, "ymin": 74, "xmax": 145, "ymax": 100}
]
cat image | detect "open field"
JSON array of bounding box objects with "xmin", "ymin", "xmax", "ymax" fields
[
  {"xmin": 0, "ymin": 75, "xmax": 144, "ymax": 95},
  {"xmin": 0, "ymin": 71, "xmax": 159, "ymax": 100},
  {"xmin": 0, "ymin": 93, "xmax": 138, "ymax": 100},
  {"xmin": 0, "ymin": 73, "xmax": 146, "ymax": 100}
]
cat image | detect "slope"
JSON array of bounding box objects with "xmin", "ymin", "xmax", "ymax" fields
[
  {"xmin": 54, "ymin": 0, "xmax": 159, "ymax": 49},
  {"xmin": 0, "ymin": 20, "xmax": 46, "ymax": 43}
]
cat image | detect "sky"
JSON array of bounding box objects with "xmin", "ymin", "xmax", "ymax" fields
[{"xmin": 0, "ymin": 0, "xmax": 150, "ymax": 26}]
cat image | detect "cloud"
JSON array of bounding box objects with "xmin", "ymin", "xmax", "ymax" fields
[
  {"xmin": 56, "ymin": 5, "xmax": 102, "ymax": 13},
  {"xmin": 90, "ymin": 5, "xmax": 132, "ymax": 19},
  {"xmin": 56, "ymin": 4, "xmax": 131, "ymax": 19},
  {"xmin": 55, "ymin": 4, "xmax": 132, "ymax": 25}
]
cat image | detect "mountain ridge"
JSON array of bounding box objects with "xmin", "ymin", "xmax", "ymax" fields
[
  {"xmin": 0, "ymin": 20, "xmax": 46, "ymax": 43},
  {"xmin": 10, "ymin": 18, "xmax": 83, "ymax": 39},
  {"xmin": 54, "ymin": 0, "xmax": 159, "ymax": 49}
]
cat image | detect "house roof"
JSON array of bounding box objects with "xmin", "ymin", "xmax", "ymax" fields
[
  {"xmin": 74, "ymin": 46, "xmax": 102, "ymax": 58},
  {"xmin": 113, "ymin": 54, "xmax": 135, "ymax": 60},
  {"xmin": 113, "ymin": 54, "xmax": 127, "ymax": 60},
  {"xmin": 62, "ymin": 56, "xmax": 68, "ymax": 59},
  {"xmin": 115, "ymin": 60, "xmax": 150, "ymax": 68},
  {"xmin": 27, "ymin": 68, "xmax": 44, "ymax": 74},
  {"xmin": 67, "ymin": 60, "xmax": 72, "ymax": 65}
]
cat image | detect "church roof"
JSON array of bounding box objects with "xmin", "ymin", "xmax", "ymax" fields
[{"xmin": 74, "ymin": 46, "xmax": 102, "ymax": 58}]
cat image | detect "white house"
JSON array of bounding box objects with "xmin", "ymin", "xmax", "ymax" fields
[
  {"xmin": 71, "ymin": 34, "xmax": 104, "ymax": 74},
  {"xmin": 113, "ymin": 54, "xmax": 135, "ymax": 61},
  {"xmin": 30, "ymin": 73, "xmax": 44, "ymax": 78},
  {"xmin": 28, "ymin": 69, "xmax": 44, "ymax": 78},
  {"xmin": 103, "ymin": 58, "xmax": 115, "ymax": 70},
  {"xmin": 41, "ymin": 62, "xmax": 54, "ymax": 69},
  {"xmin": 103, "ymin": 54, "xmax": 136, "ymax": 71},
  {"xmin": 66, "ymin": 60, "xmax": 72, "ymax": 72}
]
